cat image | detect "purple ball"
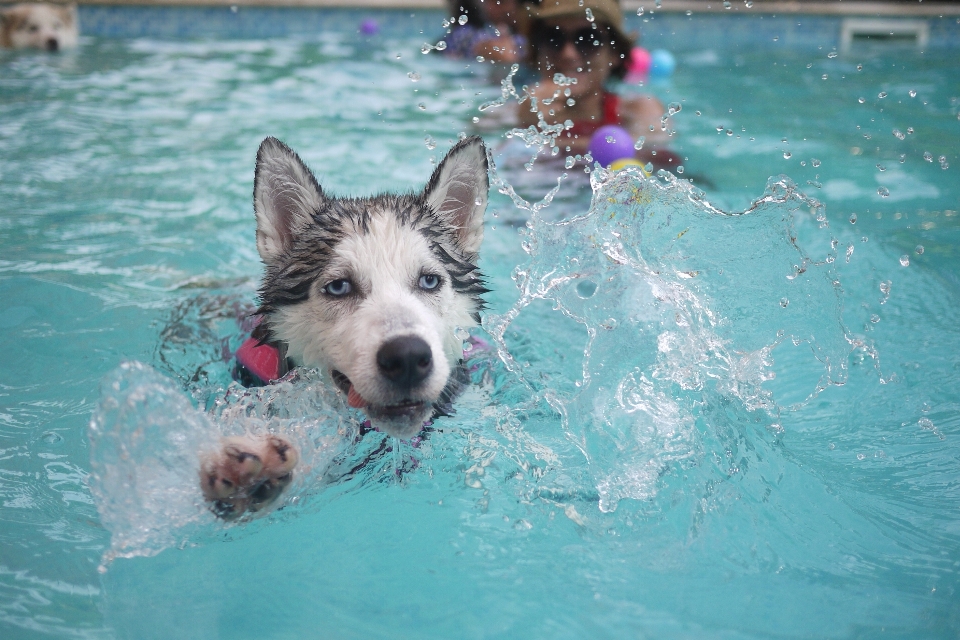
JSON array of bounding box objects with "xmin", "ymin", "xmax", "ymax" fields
[
  {"xmin": 359, "ymin": 19, "xmax": 379, "ymax": 36},
  {"xmin": 588, "ymin": 125, "xmax": 635, "ymax": 167}
]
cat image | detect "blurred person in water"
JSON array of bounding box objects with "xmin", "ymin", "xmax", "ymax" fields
[
  {"xmin": 443, "ymin": 0, "xmax": 528, "ymax": 64},
  {"xmin": 519, "ymin": 0, "xmax": 679, "ymax": 168}
]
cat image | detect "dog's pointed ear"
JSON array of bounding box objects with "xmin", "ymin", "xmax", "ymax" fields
[
  {"xmin": 423, "ymin": 136, "xmax": 488, "ymax": 256},
  {"xmin": 253, "ymin": 137, "xmax": 324, "ymax": 265}
]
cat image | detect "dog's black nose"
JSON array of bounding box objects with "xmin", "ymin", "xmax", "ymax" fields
[
  {"xmin": 377, "ymin": 336, "xmax": 433, "ymax": 389},
  {"xmin": 46, "ymin": 38, "xmax": 59, "ymax": 52}
]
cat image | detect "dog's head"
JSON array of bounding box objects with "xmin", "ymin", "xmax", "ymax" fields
[
  {"xmin": 252, "ymin": 136, "xmax": 489, "ymax": 438},
  {"xmin": 0, "ymin": 3, "xmax": 77, "ymax": 51}
]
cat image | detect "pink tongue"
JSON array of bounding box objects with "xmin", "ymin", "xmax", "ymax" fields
[{"xmin": 347, "ymin": 385, "xmax": 368, "ymax": 409}]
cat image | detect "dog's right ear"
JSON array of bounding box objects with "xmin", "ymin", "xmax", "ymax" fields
[{"xmin": 253, "ymin": 137, "xmax": 324, "ymax": 265}]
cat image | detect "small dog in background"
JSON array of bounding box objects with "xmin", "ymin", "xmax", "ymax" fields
[
  {"xmin": 0, "ymin": 3, "xmax": 78, "ymax": 51},
  {"xmin": 200, "ymin": 136, "xmax": 490, "ymax": 518}
]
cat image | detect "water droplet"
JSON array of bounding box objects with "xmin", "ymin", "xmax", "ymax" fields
[
  {"xmin": 633, "ymin": 136, "xmax": 645, "ymax": 150},
  {"xmin": 878, "ymin": 186, "xmax": 890, "ymax": 197},
  {"xmin": 879, "ymin": 280, "xmax": 891, "ymax": 296},
  {"xmin": 822, "ymin": 74, "xmax": 828, "ymax": 80},
  {"xmin": 472, "ymin": 116, "xmax": 479, "ymax": 123},
  {"xmin": 846, "ymin": 244, "xmax": 855, "ymax": 262},
  {"xmin": 407, "ymin": 71, "xmax": 421, "ymax": 82},
  {"xmin": 716, "ymin": 125, "xmax": 724, "ymax": 133},
  {"xmin": 878, "ymin": 91, "xmax": 887, "ymax": 99},
  {"xmin": 772, "ymin": 36, "xmax": 779, "ymax": 42},
  {"xmin": 576, "ymin": 281, "xmax": 597, "ymax": 298},
  {"xmin": 726, "ymin": 129, "xmax": 733, "ymax": 136},
  {"xmin": 424, "ymin": 135, "xmax": 436, "ymax": 149},
  {"xmin": 811, "ymin": 158, "xmax": 821, "ymax": 167},
  {"xmin": 655, "ymin": 0, "xmax": 662, "ymax": 7},
  {"xmin": 441, "ymin": 18, "xmax": 451, "ymax": 28},
  {"xmin": 745, "ymin": 0, "xmax": 753, "ymax": 6},
  {"xmin": 858, "ymin": 97, "xmax": 865, "ymax": 104},
  {"xmin": 923, "ymin": 151, "xmax": 933, "ymax": 162},
  {"xmin": 856, "ymin": 63, "xmax": 863, "ymax": 71},
  {"xmin": 869, "ymin": 315, "xmax": 880, "ymax": 324},
  {"xmin": 900, "ymin": 254, "xmax": 910, "ymax": 267},
  {"xmin": 857, "ymin": 453, "xmax": 867, "ymax": 460},
  {"xmin": 780, "ymin": 298, "xmax": 789, "ymax": 308},
  {"xmin": 849, "ymin": 213, "xmax": 857, "ymax": 224},
  {"xmin": 827, "ymin": 51, "xmax": 838, "ymax": 58},
  {"xmin": 585, "ymin": 8, "xmax": 595, "ymax": 21},
  {"xmin": 565, "ymin": 156, "xmax": 575, "ymax": 169},
  {"xmin": 915, "ymin": 245, "xmax": 924, "ymax": 255},
  {"xmin": 939, "ymin": 156, "xmax": 949, "ymax": 170},
  {"xmin": 892, "ymin": 129, "xmax": 905, "ymax": 140},
  {"xmin": 667, "ymin": 102, "xmax": 682, "ymax": 116},
  {"xmin": 876, "ymin": 163, "xmax": 886, "ymax": 171},
  {"xmin": 418, "ymin": 102, "xmax": 427, "ymax": 110},
  {"xmin": 783, "ymin": 151, "xmax": 792, "ymax": 159},
  {"xmin": 723, "ymin": 1, "xmax": 731, "ymax": 9},
  {"xmin": 421, "ymin": 44, "xmax": 432, "ymax": 54},
  {"xmin": 435, "ymin": 40, "xmax": 447, "ymax": 51},
  {"xmin": 458, "ymin": 14, "xmax": 468, "ymax": 25},
  {"xmin": 637, "ymin": 6, "xmax": 644, "ymax": 16},
  {"xmin": 906, "ymin": 127, "xmax": 914, "ymax": 134},
  {"xmin": 909, "ymin": 89, "xmax": 917, "ymax": 98},
  {"xmin": 41, "ymin": 432, "xmax": 62, "ymax": 444},
  {"xmin": 899, "ymin": 153, "xmax": 906, "ymax": 163},
  {"xmin": 686, "ymin": 9, "xmax": 692, "ymax": 15}
]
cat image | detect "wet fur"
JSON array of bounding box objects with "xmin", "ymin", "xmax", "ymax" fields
[
  {"xmin": 200, "ymin": 136, "xmax": 489, "ymax": 518},
  {"xmin": 0, "ymin": 3, "xmax": 77, "ymax": 50}
]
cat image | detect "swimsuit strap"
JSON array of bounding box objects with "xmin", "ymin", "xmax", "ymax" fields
[
  {"xmin": 602, "ymin": 91, "xmax": 621, "ymax": 126},
  {"xmin": 565, "ymin": 91, "xmax": 623, "ymax": 139}
]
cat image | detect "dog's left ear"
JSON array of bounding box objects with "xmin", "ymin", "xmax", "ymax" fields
[{"xmin": 423, "ymin": 136, "xmax": 488, "ymax": 256}]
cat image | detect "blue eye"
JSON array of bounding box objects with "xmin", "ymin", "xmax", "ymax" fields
[
  {"xmin": 418, "ymin": 274, "xmax": 441, "ymax": 291},
  {"xmin": 324, "ymin": 279, "xmax": 352, "ymax": 296}
]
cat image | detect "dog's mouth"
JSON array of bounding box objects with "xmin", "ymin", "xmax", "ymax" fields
[{"xmin": 331, "ymin": 370, "xmax": 427, "ymax": 419}]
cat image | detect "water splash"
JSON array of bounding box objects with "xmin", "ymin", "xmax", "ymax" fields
[
  {"xmin": 88, "ymin": 361, "xmax": 357, "ymax": 569},
  {"xmin": 483, "ymin": 168, "xmax": 853, "ymax": 513}
]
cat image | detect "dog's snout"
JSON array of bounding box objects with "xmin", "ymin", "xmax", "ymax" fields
[
  {"xmin": 46, "ymin": 38, "xmax": 59, "ymax": 51},
  {"xmin": 377, "ymin": 336, "xmax": 433, "ymax": 389}
]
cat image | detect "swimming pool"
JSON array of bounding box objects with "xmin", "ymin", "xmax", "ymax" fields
[{"xmin": 1, "ymin": 5, "xmax": 959, "ymax": 638}]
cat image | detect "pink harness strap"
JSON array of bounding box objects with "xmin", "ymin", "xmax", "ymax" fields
[{"xmin": 235, "ymin": 337, "xmax": 282, "ymax": 384}]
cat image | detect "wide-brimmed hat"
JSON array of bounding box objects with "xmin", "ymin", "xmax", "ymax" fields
[{"xmin": 527, "ymin": 0, "xmax": 630, "ymax": 47}]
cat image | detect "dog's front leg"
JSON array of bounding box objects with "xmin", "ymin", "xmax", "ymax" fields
[{"xmin": 199, "ymin": 435, "xmax": 299, "ymax": 519}]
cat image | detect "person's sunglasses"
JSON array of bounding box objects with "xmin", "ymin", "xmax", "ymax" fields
[{"xmin": 532, "ymin": 24, "xmax": 609, "ymax": 58}]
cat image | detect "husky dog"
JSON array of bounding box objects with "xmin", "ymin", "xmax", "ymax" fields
[
  {"xmin": 0, "ymin": 3, "xmax": 78, "ymax": 51},
  {"xmin": 200, "ymin": 136, "xmax": 490, "ymax": 518}
]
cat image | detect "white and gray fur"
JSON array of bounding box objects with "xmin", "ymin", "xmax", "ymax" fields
[{"xmin": 251, "ymin": 136, "xmax": 489, "ymax": 439}]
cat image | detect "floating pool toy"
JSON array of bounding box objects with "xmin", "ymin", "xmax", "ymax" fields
[
  {"xmin": 359, "ymin": 18, "xmax": 379, "ymax": 36},
  {"xmin": 588, "ymin": 125, "xmax": 635, "ymax": 168},
  {"xmin": 609, "ymin": 158, "xmax": 652, "ymax": 175},
  {"xmin": 650, "ymin": 49, "xmax": 676, "ymax": 78},
  {"xmin": 625, "ymin": 46, "xmax": 651, "ymax": 82}
]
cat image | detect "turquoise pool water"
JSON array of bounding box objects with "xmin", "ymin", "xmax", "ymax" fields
[{"xmin": 1, "ymin": 8, "xmax": 959, "ymax": 639}]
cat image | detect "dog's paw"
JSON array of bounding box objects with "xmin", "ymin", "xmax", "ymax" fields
[{"xmin": 199, "ymin": 435, "xmax": 299, "ymax": 519}]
